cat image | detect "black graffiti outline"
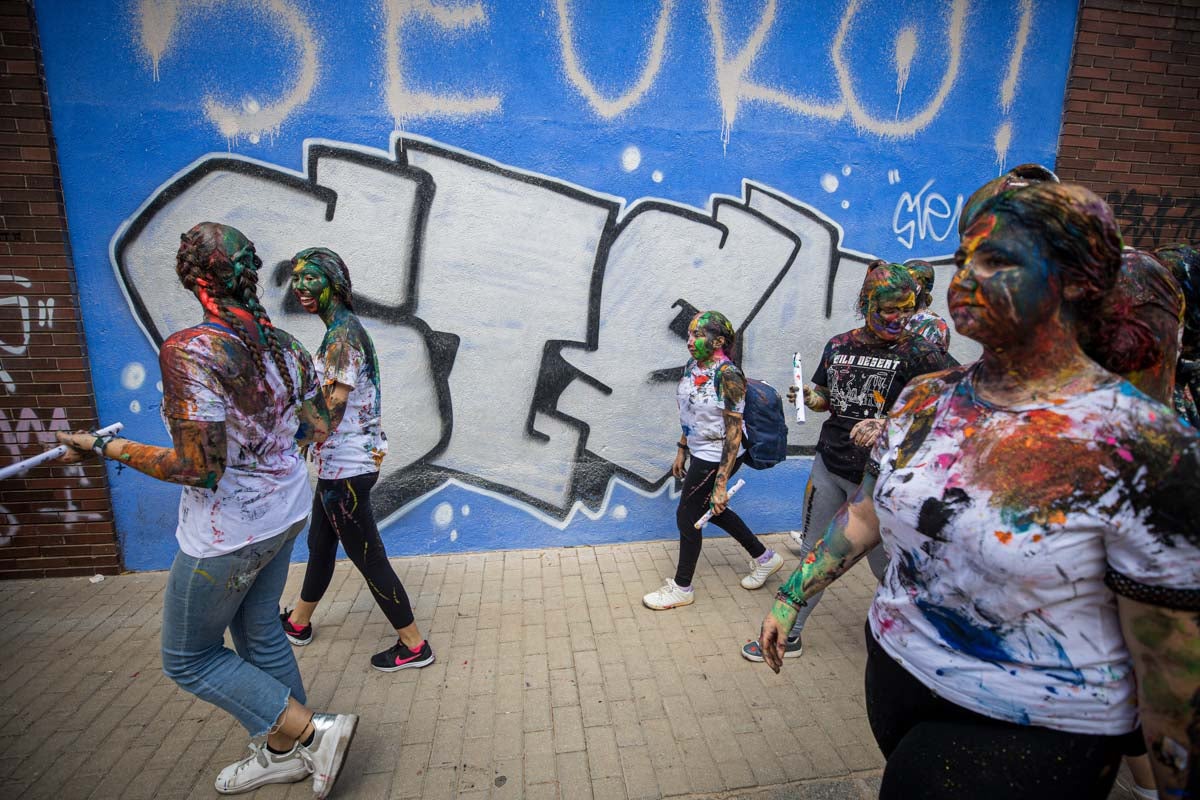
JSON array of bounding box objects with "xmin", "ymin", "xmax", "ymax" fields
[{"xmin": 112, "ymin": 134, "xmax": 866, "ymax": 520}]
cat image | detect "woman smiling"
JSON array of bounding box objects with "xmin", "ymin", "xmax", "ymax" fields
[{"xmin": 757, "ymin": 183, "xmax": 1200, "ymax": 798}]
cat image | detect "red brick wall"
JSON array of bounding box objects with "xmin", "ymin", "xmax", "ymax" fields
[
  {"xmin": 0, "ymin": 1, "xmax": 120, "ymax": 578},
  {"xmin": 1056, "ymin": 0, "xmax": 1200, "ymax": 248}
]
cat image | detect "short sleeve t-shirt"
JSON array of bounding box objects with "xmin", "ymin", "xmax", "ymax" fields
[
  {"xmin": 159, "ymin": 323, "xmax": 320, "ymax": 559},
  {"xmin": 311, "ymin": 314, "xmax": 389, "ymax": 480},
  {"xmin": 677, "ymin": 358, "xmax": 746, "ymax": 462},
  {"xmin": 812, "ymin": 330, "xmax": 954, "ymax": 482},
  {"xmin": 867, "ymin": 364, "xmax": 1200, "ymax": 735},
  {"xmin": 905, "ymin": 309, "xmax": 951, "ymax": 352}
]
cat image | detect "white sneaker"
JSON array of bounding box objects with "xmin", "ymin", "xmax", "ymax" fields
[
  {"xmin": 741, "ymin": 550, "xmax": 784, "ymax": 589},
  {"xmin": 214, "ymin": 742, "xmax": 312, "ymax": 795},
  {"xmin": 643, "ymin": 579, "xmax": 695, "ymax": 610},
  {"xmin": 303, "ymin": 712, "xmax": 359, "ymax": 799},
  {"xmin": 788, "ymin": 530, "xmax": 805, "ymax": 550}
]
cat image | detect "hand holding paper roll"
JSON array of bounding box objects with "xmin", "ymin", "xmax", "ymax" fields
[{"xmin": 695, "ymin": 478, "xmax": 746, "ymax": 530}]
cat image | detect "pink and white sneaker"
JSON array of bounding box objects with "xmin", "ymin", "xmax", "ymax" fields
[{"xmin": 370, "ymin": 639, "xmax": 435, "ymax": 672}]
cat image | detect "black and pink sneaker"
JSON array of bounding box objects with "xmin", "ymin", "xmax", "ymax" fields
[
  {"xmin": 279, "ymin": 610, "xmax": 312, "ymax": 646},
  {"xmin": 370, "ymin": 639, "xmax": 435, "ymax": 672}
]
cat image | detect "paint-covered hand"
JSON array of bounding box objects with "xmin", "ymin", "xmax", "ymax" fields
[
  {"xmin": 786, "ymin": 384, "xmax": 799, "ymax": 405},
  {"xmin": 671, "ymin": 449, "xmax": 687, "ymax": 480},
  {"xmin": 849, "ymin": 418, "xmax": 886, "ymax": 448},
  {"xmin": 55, "ymin": 430, "xmax": 96, "ymax": 463},
  {"xmin": 760, "ymin": 600, "xmax": 799, "ymax": 673},
  {"xmin": 710, "ymin": 482, "xmax": 728, "ymax": 515},
  {"xmin": 802, "ymin": 385, "xmax": 828, "ymax": 411}
]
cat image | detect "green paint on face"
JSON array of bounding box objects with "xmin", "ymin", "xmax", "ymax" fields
[{"xmin": 291, "ymin": 261, "xmax": 333, "ymax": 316}]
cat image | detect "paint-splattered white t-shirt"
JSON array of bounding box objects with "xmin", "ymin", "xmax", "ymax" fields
[
  {"xmin": 677, "ymin": 358, "xmax": 745, "ymax": 462},
  {"xmin": 867, "ymin": 364, "xmax": 1200, "ymax": 735},
  {"xmin": 311, "ymin": 314, "xmax": 388, "ymax": 480},
  {"xmin": 160, "ymin": 323, "xmax": 319, "ymax": 559}
]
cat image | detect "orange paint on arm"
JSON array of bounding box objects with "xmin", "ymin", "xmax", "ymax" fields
[{"xmin": 994, "ymin": 530, "xmax": 1013, "ymax": 544}]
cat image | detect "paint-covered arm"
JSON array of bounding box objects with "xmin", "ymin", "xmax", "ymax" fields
[
  {"xmin": 296, "ymin": 385, "xmax": 332, "ymax": 448},
  {"xmin": 1118, "ymin": 597, "xmax": 1200, "ymax": 796},
  {"xmin": 56, "ymin": 417, "xmax": 227, "ymax": 488},
  {"xmin": 711, "ymin": 365, "xmax": 748, "ymax": 514},
  {"xmin": 322, "ymin": 381, "xmax": 352, "ymax": 433},
  {"xmin": 758, "ymin": 474, "xmax": 881, "ymax": 672}
]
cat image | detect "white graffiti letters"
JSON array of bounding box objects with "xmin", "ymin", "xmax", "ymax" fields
[
  {"xmin": 137, "ymin": 0, "xmax": 320, "ymax": 144},
  {"xmin": 892, "ymin": 179, "xmax": 963, "ymax": 250},
  {"xmin": 554, "ymin": 0, "xmax": 674, "ymax": 119},
  {"xmin": 383, "ymin": 0, "xmax": 502, "ymax": 123}
]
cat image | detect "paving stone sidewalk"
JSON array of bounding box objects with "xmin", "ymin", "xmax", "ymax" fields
[{"xmin": 0, "ymin": 533, "xmax": 1141, "ymax": 800}]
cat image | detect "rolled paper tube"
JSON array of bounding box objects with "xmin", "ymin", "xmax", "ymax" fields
[
  {"xmin": 694, "ymin": 477, "xmax": 746, "ymax": 530},
  {"xmin": 0, "ymin": 422, "xmax": 124, "ymax": 481},
  {"xmin": 793, "ymin": 353, "xmax": 806, "ymax": 424}
]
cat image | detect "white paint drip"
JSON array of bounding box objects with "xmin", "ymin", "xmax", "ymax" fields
[
  {"xmin": 130, "ymin": 400, "xmax": 142, "ymax": 414},
  {"xmin": 651, "ymin": 169, "xmax": 663, "ymax": 183},
  {"xmin": 137, "ymin": 0, "xmax": 180, "ymax": 81},
  {"xmin": 820, "ymin": 173, "xmax": 839, "ymax": 193},
  {"xmin": 1001, "ymin": 0, "xmax": 1034, "ymax": 113},
  {"xmin": 449, "ymin": 529, "xmax": 458, "ymax": 541},
  {"xmin": 621, "ymin": 145, "xmax": 642, "ymax": 172},
  {"xmin": 611, "ymin": 504, "xmax": 627, "ymax": 520},
  {"xmin": 893, "ymin": 26, "xmax": 917, "ymax": 118},
  {"xmin": 384, "ymin": 0, "xmax": 501, "ymax": 124},
  {"xmin": 555, "ymin": 0, "xmax": 674, "ymax": 119},
  {"xmin": 993, "ymin": 121, "xmax": 1012, "ymax": 172},
  {"xmin": 832, "ymin": 0, "xmax": 966, "ymax": 137},
  {"xmin": 136, "ymin": 0, "xmax": 321, "ymax": 145},
  {"xmin": 841, "ymin": 165, "xmax": 852, "ymax": 176},
  {"xmin": 460, "ymin": 504, "xmax": 470, "ymax": 517},
  {"xmin": 841, "ymin": 200, "xmax": 850, "ymax": 209}
]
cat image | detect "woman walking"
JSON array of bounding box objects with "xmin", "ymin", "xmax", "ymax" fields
[
  {"xmin": 642, "ymin": 311, "xmax": 783, "ymax": 610},
  {"xmin": 742, "ymin": 263, "xmax": 953, "ymax": 662},
  {"xmin": 758, "ymin": 183, "xmax": 1200, "ymax": 799},
  {"xmin": 57, "ymin": 223, "xmax": 357, "ymax": 797},
  {"xmin": 279, "ymin": 247, "xmax": 434, "ymax": 673}
]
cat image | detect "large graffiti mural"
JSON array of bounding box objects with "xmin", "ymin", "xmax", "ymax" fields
[{"xmin": 33, "ymin": 0, "xmax": 1078, "ymax": 569}]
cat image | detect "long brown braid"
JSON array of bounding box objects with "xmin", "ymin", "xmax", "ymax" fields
[{"xmin": 175, "ymin": 222, "xmax": 298, "ymax": 404}]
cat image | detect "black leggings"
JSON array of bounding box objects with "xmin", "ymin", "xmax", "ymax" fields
[
  {"xmin": 300, "ymin": 472, "xmax": 415, "ymax": 630},
  {"xmin": 864, "ymin": 623, "xmax": 1127, "ymax": 799},
  {"xmin": 674, "ymin": 454, "xmax": 765, "ymax": 587}
]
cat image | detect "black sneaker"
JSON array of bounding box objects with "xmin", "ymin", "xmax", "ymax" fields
[
  {"xmin": 279, "ymin": 610, "xmax": 312, "ymax": 646},
  {"xmin": 741, "ymin": 634, "xmax": 803, "ymax": 662},
  {"xmin": 370, "ymin": 639, "xmax": 435, "ymax": 672}
]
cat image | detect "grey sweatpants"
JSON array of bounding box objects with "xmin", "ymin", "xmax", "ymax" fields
[{"xmin": 789, "ymin": 453, "xmax": 887, "ymax": 638}]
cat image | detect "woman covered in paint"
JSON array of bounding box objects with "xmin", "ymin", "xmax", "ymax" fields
[
  {"xmin": 901, "ymin": 259, "xmax": 951, "ymax": 352},
  {"xmin": 642, "ymin": 311, "xmax": 783, "ymax": 609},
  {"xmin": 758, "ymin": 183, "xmax": 1200, "ymax": 799},
  {"xmin": 55, "ymin": 223, "xmax": 358, "ymax": 798},
  {"xmin": 1084, "ymin": 248, "xmax": 1187, "ymax": 407},
  {"xmin": 741, "ymin": 263, "xmax": 953, "ymax": 663},
  {"xmin": 280, "ymin": 247, "xmax": 434, "ymax": 673}
]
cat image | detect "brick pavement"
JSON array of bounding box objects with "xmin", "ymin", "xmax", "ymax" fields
[{"xmin": 0, "ymin": 533, "xmax": 1140, "ymax": 799}]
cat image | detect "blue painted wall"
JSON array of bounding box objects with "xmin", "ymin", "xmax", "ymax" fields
[{"xmin": 33, "ymin": 0, "xmax": 1078, "ymax": 570}]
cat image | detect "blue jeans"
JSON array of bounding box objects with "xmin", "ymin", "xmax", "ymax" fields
[{"xmin": 161, "ymin": 519, "xmax": 307, "ymax": 737}]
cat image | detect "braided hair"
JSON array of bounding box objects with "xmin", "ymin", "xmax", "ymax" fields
[{"xmin": 175, "ymin": 222, "xmax": 298, "ymax": 404}]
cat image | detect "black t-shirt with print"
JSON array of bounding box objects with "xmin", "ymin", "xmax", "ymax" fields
[{"xmin": 813, "ymin": 329, "xmax": 956, "ymax": 482}]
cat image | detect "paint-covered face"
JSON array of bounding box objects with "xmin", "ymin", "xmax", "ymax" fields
[
  {"xmin": 866, "ymin": 292, "xmax": 916, "ymax": 341},
  {"xmin": 290, "ymin": 260, "xmax": 332, "ymax": 315},
  {"xmin": 687, "ymin": 313, "xmax": 723, "ymax": 362},
  {"xmin": 949, "ymin": 212, "xmax": 1057, "ymax": 347}
]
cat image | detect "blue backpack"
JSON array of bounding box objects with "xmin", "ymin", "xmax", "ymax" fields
[{"xmin": 719, "ymin": 363, "xmax": 789, "ymax": 470}]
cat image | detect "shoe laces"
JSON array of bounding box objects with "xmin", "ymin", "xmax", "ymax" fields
[{"xmin": 237, "ymin": 742, "xmax": 270, "ymax": 774}]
